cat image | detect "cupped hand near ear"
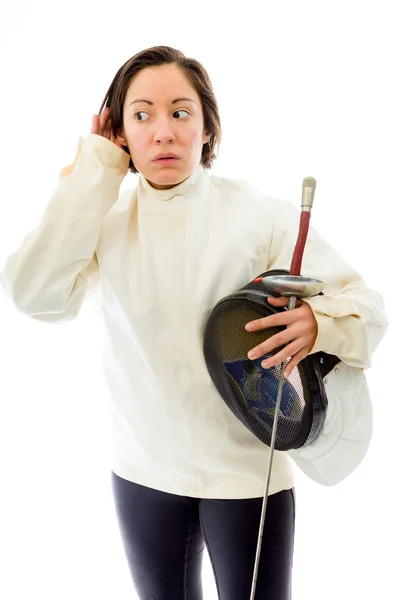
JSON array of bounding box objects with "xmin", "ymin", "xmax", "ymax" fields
[{"xmin": 91, "ymin": 107, "xmax": 126, "ymax": 150}]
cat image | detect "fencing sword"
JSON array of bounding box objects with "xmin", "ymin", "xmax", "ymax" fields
[{"xmin": 249, "ymin": 177, "xmax": 325, "ymax": 599}]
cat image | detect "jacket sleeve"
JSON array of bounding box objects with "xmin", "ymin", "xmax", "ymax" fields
[
  {"xmin": 266, "ymin": 198, "xmax": 389, "ymax": 369},
  {"xmin": 0, "ymin": 134, "xmax": 130, "ymax": 323}
]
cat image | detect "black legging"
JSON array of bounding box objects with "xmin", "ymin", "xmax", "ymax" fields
[{"xmin": 111, "ymin": 472, "xmax": 295, "ymax": 599}]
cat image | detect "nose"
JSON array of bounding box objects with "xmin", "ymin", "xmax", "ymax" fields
[{"xmin": 153, "ymin": 117, "xmax": 176, "ymax": 143}]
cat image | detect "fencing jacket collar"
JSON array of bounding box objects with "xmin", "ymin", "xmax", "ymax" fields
[{"xmin": 138, "ymin": 163, "xmax": 208, "ymax": 204}]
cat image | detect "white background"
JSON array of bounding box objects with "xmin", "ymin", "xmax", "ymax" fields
[{"xmin": 0, "ymin": 1, "xmax": 397, "ymax": 598}]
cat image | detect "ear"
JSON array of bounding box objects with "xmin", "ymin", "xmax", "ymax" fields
[
  {"xmin": 203, "ymin": 131, "xmax": 212, "ymax": 145},
  {"xmin": 116, "ymin": 130, "xmax": 127, "ymax": 147}
]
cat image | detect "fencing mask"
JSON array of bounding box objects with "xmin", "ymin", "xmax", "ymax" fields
[{"xmin": 203, "ymin": 267, "xmax": 341, "ymax": 452}]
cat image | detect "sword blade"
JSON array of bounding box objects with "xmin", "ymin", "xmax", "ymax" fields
[{"xmin": 249, "ymin": 294, "xmax": 297, "ymax": 600}]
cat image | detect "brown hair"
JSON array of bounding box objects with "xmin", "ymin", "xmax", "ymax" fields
[{"xmin": 98, "ymin": 46, "xmax": 222, "ymax": 174}]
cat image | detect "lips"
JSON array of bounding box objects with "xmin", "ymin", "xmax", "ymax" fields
[
  {"xmin": 153, "ymin": 156, "xmax": 180, "ymax": 166},
  {"xmin": 153, "ymin": 153, "xmax": 180, "ymax": 161}
]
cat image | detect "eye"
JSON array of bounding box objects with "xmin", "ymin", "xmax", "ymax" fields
[
  {"xmin": 173, "ymin": 109, "xmax": 190, "ymax": 118},
  {"xmin": 134, "ymin": 111, "xmax": 150, "ymax": 121},
  {"xmin": 133, "ymin": 109, "xmax": 190, "ymax": 121}
]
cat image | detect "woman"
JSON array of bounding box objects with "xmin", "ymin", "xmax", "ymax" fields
[{"xmin": 0, "ymin": 46, "xmax": 388, "ymax": 599}]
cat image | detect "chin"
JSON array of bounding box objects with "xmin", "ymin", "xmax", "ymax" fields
[{"xmin": 141, "ymin": 163, "xmax": 189, "ymax": 188}]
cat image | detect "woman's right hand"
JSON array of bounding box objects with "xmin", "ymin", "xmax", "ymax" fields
[{"xmin": 91, "ymin": 107, "xmax": 126, "ymax": 150}]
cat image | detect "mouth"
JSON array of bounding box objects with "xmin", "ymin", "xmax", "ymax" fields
[{"xmin": 153, "ymin": 157, "xmax": 180, "ymax": 165}]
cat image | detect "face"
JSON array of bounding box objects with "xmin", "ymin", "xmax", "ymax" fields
[{"xmin": 116, "ymin": 64, "xmax": 211, "ymax": 190}]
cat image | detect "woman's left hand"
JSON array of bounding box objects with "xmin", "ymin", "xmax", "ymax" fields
[{"xmin": 245, "ymin": 297, "xmax": 318, "ymax": 377}]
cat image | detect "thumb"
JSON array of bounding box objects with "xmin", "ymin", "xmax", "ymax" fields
[
  {"xmin": 268, "ymin": 296, "xmax": 303, "ymax": 308},
  {"xmin": 267, "ymin": 296, "xmax": 288, "ymax": 305}
]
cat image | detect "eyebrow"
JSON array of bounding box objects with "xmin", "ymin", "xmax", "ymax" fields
[{"xmin": 129, "ymin": 97, "xmax": 196, "ymax": 107}]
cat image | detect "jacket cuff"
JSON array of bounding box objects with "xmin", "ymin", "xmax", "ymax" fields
[
  {"xmin": 302, "ymin": 295, "xmax": 362, "ymax": 358},
  {"xmin": 80, "ymin": 134, "xmax": 130, "ymax": 172},
  {"xmin": 59, "ymin": 134, "xmax": 130, "ymax": 179}
]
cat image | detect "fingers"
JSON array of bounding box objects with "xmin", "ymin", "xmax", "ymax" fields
[
  {"xmin": 245, "ymin": 300, "xmax": 317, "ymax": 372},
  {"xmin": 90, "ymin": 107, "xmax": 112, "ymax": 138},
  {"xmin": 283, "ymin": 347, "xmax": 310, "ymax": 377},
  {"xmin": 91, "ymin": 114, "xmax": 100, "ymax": 135},
  {"xmin": 90, "ymin": 107, "xmax": 127, "ymax": 152},
  {"xmin": 91, "ymin": 112, "xmax": 109, "ymax": 136},
  {"xmin": 248, "ymin": 333, "xmax": 310, "ymax": 378},
  {"xmin": 245, "ymin": 304, "xmax": 303, "ymax": 332},
  {"xmin": 260, "ymin": 345, "xmax": 309, "ymax": 378},
  {"xmin": 247, "ymin": 315, "xmax": 315, "ymax": 360},
  {"xmin": 100, "ymin": 107, "xmax": 112, "ymax": 138},
  {"xmin": 260, "ymin": 339, "xmax": 304, "ymax": 369},
  {"xmin": 248, "ymin": 326, "xmax": 297, "ymax": 360}
]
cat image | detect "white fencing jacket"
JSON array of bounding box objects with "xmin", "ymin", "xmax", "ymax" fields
[{"xmin": 0, "ymin": 134, "xmax": 389, "ymax": 498}]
